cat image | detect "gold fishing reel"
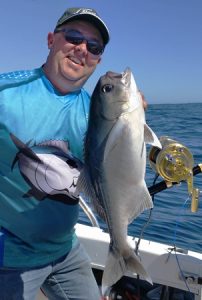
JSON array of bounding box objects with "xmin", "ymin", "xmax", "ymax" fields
[{"xmin": 149, "ymin": 136, "xmax": 199, "ymax": 212}]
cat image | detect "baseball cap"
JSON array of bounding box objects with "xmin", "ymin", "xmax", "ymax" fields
[{"xmin": 55, "ymin": 7, "xmax": 110, "ymax": 45}]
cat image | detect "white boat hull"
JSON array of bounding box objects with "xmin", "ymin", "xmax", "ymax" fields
[
  {"xmin": 37, "ymin": 223, "xmax": 202, "ymax": 299},
  {"xmin": 76, "ymin": 223, "xmax": 202, "ymax": 299}
]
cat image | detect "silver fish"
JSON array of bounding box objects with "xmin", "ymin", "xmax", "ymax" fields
[{"xmin": 76, "ymin": 68, "xmax": 162, "ymax": 294}]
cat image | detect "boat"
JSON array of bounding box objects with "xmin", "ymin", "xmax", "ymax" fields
[
  {"xmin": 37, "ymin": 220, "xmax": 202, "ymax": 300},
  {"xmin": 76, "ymin": 222, "xmax": 202, "ymax": 300}
]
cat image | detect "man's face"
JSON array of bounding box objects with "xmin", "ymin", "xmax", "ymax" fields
[{"xmin": 46, "ymin": 20, "xmax": 104, "ymax": 93}]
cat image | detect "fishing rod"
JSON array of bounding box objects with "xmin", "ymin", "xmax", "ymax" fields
[
  {"xmin": 148, "ymin": 136, "xmax": 201, "ymax": 212},
  {"xmin": 148, "ymin": 164, "xmax": 202, "ymax": 195}
]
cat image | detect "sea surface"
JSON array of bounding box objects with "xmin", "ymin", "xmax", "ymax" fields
[{"xmin": 78, "ymin": 103, "xmax": 202, "ymax": 254}]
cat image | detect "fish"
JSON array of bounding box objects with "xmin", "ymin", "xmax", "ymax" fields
[
  {"xmin": 76, "ymin": 68, "xmax": 162, "ymax": 294},
  {"xmin": 10, "ymin": 134, "xmax": 81, "ymax": 203}
]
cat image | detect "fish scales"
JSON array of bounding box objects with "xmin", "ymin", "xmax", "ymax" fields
[{"xmin": 76, "ymin": 68, "xmax": 162, "ymax": 295}]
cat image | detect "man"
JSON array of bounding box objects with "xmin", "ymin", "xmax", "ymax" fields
[{"xmin": 0, "ymin": 7, "xmax": 109, "ymax": 300}]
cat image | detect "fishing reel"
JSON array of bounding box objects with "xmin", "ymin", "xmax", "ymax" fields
[{"xmin": 149, "ymin": 136, "xmax": 200, "ymax": 212}]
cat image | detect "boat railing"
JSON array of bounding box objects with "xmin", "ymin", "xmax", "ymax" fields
[{"xmin": 79, "ymin": 195, "xmax": 100, "ymax": 228}]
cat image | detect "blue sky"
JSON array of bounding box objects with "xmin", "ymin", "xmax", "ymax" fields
[{"xmin": 0, "ymin": 0, "xmax": 202, "ymax": 104}]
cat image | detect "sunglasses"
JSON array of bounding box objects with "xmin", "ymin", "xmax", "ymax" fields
[{"xmin": 54, "ymin": 29, "xmax": 104, "ymax": 56}]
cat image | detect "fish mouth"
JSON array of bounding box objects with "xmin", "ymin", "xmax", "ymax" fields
[
  {"xmin": 122, "ymin": 67, "xmax": 131, "ymax": 87},
  {"xmin": 105, "ymin": 68, "xmax": 131, "ymax": 87}
]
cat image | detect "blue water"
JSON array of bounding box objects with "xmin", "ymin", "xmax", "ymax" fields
[{"xmin": 79, "ymin": 103, "xmax": 202, "ymax": 253}]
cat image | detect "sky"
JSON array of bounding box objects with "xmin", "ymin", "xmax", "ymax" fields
[{"xmin": 0, "ymin": 0, "xmax": 202, "ymax": 104}]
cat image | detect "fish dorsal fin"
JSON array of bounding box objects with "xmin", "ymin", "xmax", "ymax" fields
[
  {"xmin": 144, "ymin": 123, "xmax": 162, "ymax": 149},
  {"xmin": 76, "ymin": 168, "xmax": 106, "ymax": 221}
]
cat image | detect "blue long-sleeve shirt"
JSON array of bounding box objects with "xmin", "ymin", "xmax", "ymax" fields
[{"xmin": 0, "ymin": 67, "xmax": 90, "ymax": 267}]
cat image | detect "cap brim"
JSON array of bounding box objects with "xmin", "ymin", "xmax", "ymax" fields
[{"xmin": 56, "ymin": 14, "xmax": 109, "ymax": 45}]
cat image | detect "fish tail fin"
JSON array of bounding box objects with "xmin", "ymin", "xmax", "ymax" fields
[
  {"xmin": 125, "ymin": 250, "xmax": 152, "ymax": 283},
  {"xmin": 102, "ymin": 246, "xmax": 152, "ymax": 296}
]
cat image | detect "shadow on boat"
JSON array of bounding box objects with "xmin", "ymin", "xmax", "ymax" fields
[{"xmin": 93, "ymin": 268, "xmax": 194, "ymax": 300}]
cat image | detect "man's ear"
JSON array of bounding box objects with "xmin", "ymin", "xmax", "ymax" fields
[
  {"xmin": 47, "ymin": 32, "xmax": 54, "ymax": 49},
  {"xmin": 97, "ymin": 57, "xmax": 102, "ymax": 64}
]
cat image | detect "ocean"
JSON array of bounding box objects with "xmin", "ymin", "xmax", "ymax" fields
[{"xmin": 78, "ymin": 103, "xmax": 202, "ymax": 254}]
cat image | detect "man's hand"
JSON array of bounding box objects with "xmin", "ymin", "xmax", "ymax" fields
[{"xmin": 139, "ymin": 91, "xmax": 148, "ymax": 110}]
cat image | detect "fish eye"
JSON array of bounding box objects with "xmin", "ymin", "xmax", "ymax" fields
[{"xmin": 102, "ymin": 84, "xmax": 114, "ymax": 93}]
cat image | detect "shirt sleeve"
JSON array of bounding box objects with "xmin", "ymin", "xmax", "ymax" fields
[{"xmin": 0, "ymin": 123, "xmax": 18, "ymax": 176}]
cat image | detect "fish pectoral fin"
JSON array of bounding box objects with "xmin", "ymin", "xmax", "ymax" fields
[
  {"xmin": 144, "ymin": 123, "xmax": 162, "ymax": 149},
  {"xmin": 102, "ymin": 246, "xmax": 152, "ymax": 296},
  {"xmin": 76, "ymin": 168, "xmax": 106, "ymax": 221},
  {"xmin": 103, "ymin": 118, "xmax": 125, "ymax": 162}
]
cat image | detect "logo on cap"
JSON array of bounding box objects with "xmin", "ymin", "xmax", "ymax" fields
[{"xmin": 74, "ymin": 8, "xmax": 96, "ymax": 16}]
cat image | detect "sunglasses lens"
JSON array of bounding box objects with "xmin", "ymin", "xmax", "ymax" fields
[
  {"xmin": 64, "ymin": 35, "xmax": 83, "ymax": 46},
  {"xmin": 87, "ymin": 42, "xmax": 104, "ymax": 55},
  {"xmin": 63, "ymin": 30, "xmax": 104, "ymax": 55}
]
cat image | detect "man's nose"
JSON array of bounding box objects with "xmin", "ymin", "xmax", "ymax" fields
[{"xmin": 75, "ymin": 41, "xmax": 88, "ymax": 54}]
